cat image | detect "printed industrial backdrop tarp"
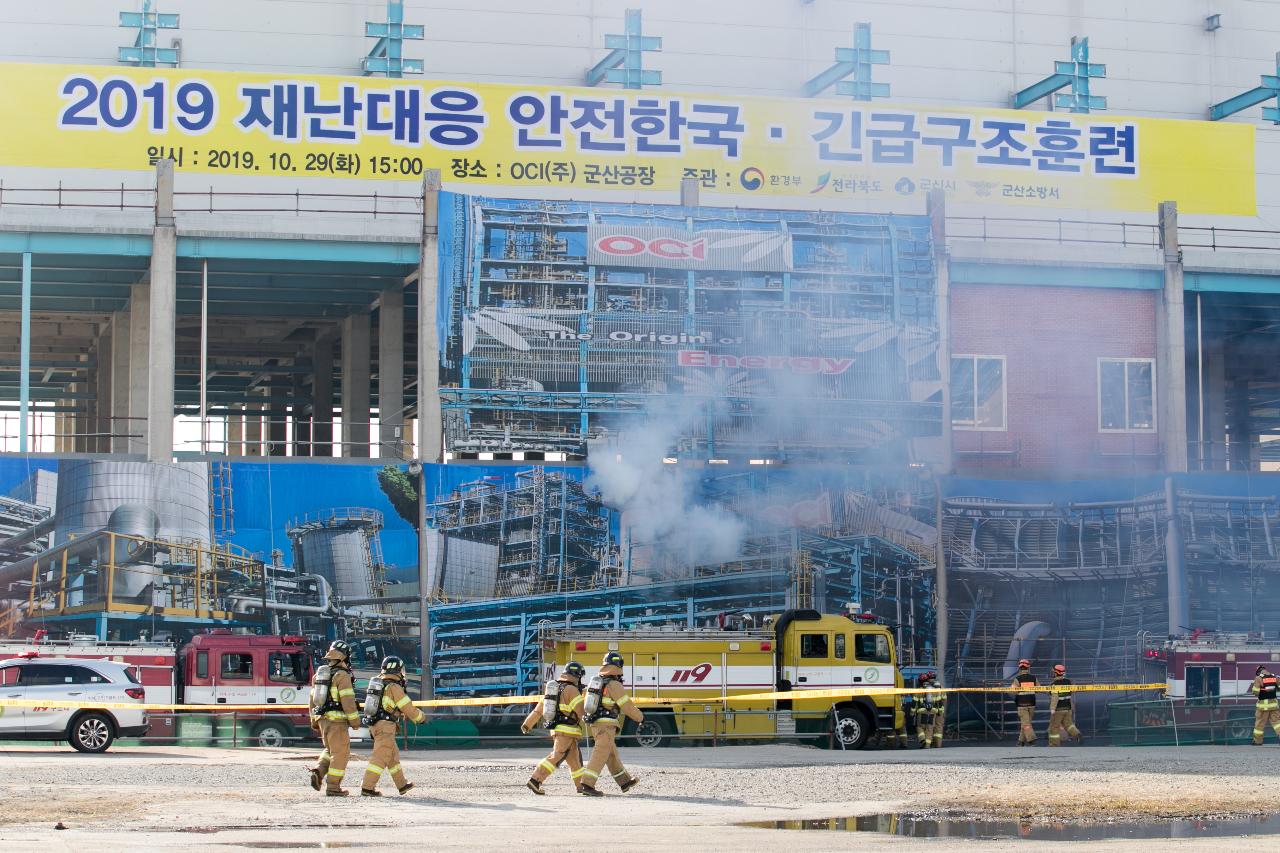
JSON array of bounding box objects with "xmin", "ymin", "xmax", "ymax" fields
[
  {"xmin": 0, "ymin": 62, "xmax": 1256, "ymax": 214},
  {"xmin": 437, "ymin": 192, "xmax": 943, "ymax": 458}
]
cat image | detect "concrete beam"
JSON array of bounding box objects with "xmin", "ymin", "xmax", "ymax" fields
[
  {"xmin": 378, "ymin": 285, "xmax": 406, "ymax": 459},
  {"xmin": 342, "ymin": 311, "xmax": 372, "ymax": 458}
]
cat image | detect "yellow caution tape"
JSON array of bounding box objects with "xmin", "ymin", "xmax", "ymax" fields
[{"xmin": 0, "ymin": 683, "xmax": 1168, "ymax": 713}]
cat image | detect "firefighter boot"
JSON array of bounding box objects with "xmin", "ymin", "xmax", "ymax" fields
[
  {"xmin": 325, "ymin": 789, "xmax": 349, "ymax": 797},
  {"xmin": 579, "ymin": 783, "xmax": 604, "ymax": 797},
  {"xmin": 360, "ymin": 789, "xmax": 383, "ymax": 797},
  {"xmin": 527, "ymin": 778, "xmax": 546, "ymax": 795},
  {"xmin": 308, "ymin": 767, "xmax": 322, "ymax": 792},
  {"xmin": 398, "ymin": 783, "xmax": 415, "ymax": 796}
]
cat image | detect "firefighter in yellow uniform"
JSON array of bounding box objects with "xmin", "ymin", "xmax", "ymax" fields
[
  {"xmin": 1011, "ymin": 659, "xmax": 1038, "ymax": 746},
  {"xmin": 579, "ymin": 652, "xmax": 643, "ymax": 797},
  {"xmin": 521, "ymin": 661, "xmax": 587, "ymax": 794},
  {"xmin": 308, "ymin": 640, "xmax": 362, "ymax": 796},
  {"xmin": 1250, "ymin": 665, "xmax": 1280, "ymax": 745},
  {"xmin": 916, "ymin": 672, "xmax": 945, "ymax": 748},
  {"xmin": 1047, "ymin": 664, "xmax": 1082, "ymax": 746},
  {"xmin": 359, "ymin": 656, "xmax": 425, "ymax": 796}
]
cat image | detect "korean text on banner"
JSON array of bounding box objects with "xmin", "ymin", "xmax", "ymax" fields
[{"xmin": 0, "ymin": 63, "xmax": 1255, "ymax": 215}]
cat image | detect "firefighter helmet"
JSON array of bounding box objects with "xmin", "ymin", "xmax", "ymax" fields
[
  {"xmin": 603, "ymin": 651, "xmax": 625, "ymax": 670},
  {"xmin": 325, "ymin": 640, "xmax": 352, "ymax": 662},
  {"xmin": 381, "ymin": 655, "xmax": 405, "ymax": 675},
  {"xmin": 1258, "ymin": 665, "xmax": 1270, "ymax": 677},
  {"xmin": 1017, "ymin": 659, "xmax": 1031, "ymax": 669},
  {"xmin": 1053, "ymin": 664, "xmax": 1066, "ymax": 675},
  {"xmin": 562, "ymin": 661, "xmax": 587, "ymax": 680}
]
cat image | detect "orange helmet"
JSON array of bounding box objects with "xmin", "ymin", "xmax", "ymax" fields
[{"xmin": 1053, "ymin": 664, "xmax": 1066, "ymax": 675}]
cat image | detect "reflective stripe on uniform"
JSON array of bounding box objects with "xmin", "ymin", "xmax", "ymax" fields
[
  {"xmin": 327, "ymin": 768, "xmax": 345, "ymax": 777},
  {"xmin": 581, "ymin": 768, "xmax": 599, "ymax": 779},
  {"xmin": 319, "ymin": 750, "xmax": 331, "ymax": 761},
  {"xmin": 337, "ymin": 689, "xmax": 356, "ymax": 697},
  {"xmin": 612, "ymin": 769, "xmax": 628, "ymax": 779},
  {"xmin": 539, "ymin": 759, "xmax": 557, "ymax": 774},
  {"xmin": 568, "ymin": 695, "xmax": 584, "ymax": 709},
  {"xmin": 594, "ymin": 717, "xmax": 621, "ymax": 727},
  {"xmin": 558, "ymin": 703, "xmax": 574, "ymax": 713},
  {"xmin": 367, "ymin": 763, "xmax": 384, "ymax": 775},
  {"xmin": 571, "ymin": 769, "xmax": 585, "ymax": 779},
  {"xmin": 554, "ymin": 724, "xmax": 582, "ymax": 735},
  {"xmin": 345, "ymin": 712, "xmax": 360, "ymax": 720},
  {"xmin": 395, "ymin": 696, "xmax": 412, "ymax": 708},
  {"xmin": 323, "ymin": 711, "xmax": 347, "ymax": 721},
  {"xmin": 616, "ymin": 696, "xmax": 631, "ymax": 706},
  {"xmin": 388, "ymin": 764, "xmax": 402, "ymax": 775}
]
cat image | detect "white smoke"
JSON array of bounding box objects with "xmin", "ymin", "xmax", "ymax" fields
[{"xmin": 587, "ymin": 401, "xmax": 748, "ymax": 571}]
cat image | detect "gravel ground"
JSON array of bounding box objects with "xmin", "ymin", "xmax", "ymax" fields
[{"xmin": 1, "ymin": 742, "xmax": 1279, "ymax": 852}]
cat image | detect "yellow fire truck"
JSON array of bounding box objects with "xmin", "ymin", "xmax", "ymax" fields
[{"xmin": 543, "ymin": 609, "xmax": 903, "ymax": 749}]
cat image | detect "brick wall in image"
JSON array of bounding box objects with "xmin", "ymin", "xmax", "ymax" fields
[{"xmin": 950, "ymin": 282, "xmax": 1161, "ymax": 476}]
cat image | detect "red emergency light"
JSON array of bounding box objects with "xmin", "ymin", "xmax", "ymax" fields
[
  {"xmin": 575, "ymin": 642, "xmax": 587, "ymax": 651},
  {"xmin": 760, "ymin": 641, "xmax": 772, "ymax": 651},
  {"xmin": 281, "ymin": 635, "xmax": 305, "ymax": 645},
  {"xmin": 18, "ymin": 651, "xmax": 38, "ymax": 659}
]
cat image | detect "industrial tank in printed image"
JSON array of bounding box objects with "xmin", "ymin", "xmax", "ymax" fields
[{"xmin": 287, "ymin": 509, "xmax": 385, "ymax": 610}]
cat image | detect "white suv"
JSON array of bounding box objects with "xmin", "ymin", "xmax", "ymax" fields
[{"xmin": 0, "ymin": 657, "xmax": 149, "ymax": 753}]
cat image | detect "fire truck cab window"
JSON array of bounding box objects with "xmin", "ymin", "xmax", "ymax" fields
[
  {"xmin": 269, "ymin": 652, "xmax": 308, "ymax": 683},
  {"xmin": 800, "ymin": 633, "xmax": 829, "ymax": 658},
  {"xmin": 221, "ymin": 653, "xmax": 253, "ymax": 680},
  {"xmin": 0, "ymin": 665, "xmax": 17, "ymax": 686},
  {"xmin": 854, "ymin": 633, "xmax": 891, "ymax": 664},
  {"xmin": 1185, "ymin": 666, "xmax": 1220, "ymax": 700},
  {"xmin": 195, "ymin": 651, "xmax": 208, "ymax": 680}
]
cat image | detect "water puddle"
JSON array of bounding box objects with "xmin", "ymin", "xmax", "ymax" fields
[
  {"xmin": 217, "ymin": 840, "xmax": 353, "ymax": 845},
  {"xmin": 740, "ymin": 812, "xmax": 1280, "ymax": 841}
]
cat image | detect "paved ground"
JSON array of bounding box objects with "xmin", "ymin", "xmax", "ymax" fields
[{"xmin": 1, "ymin": 742, "xmax": 1279, "ymax": 851}]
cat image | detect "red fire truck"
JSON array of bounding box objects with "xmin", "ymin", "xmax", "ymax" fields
[
  {"xmin": 0, "ymin": 629, "xmax": 316, "ymax": 747},
  {"xmin": 1124, "ymin": 631, "xmax": 1280, "ymax": 744}
]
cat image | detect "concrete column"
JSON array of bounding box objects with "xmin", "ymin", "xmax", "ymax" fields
[
  {"xmin": 226, "ymin": 405, "xmax": 244, "ymax": 456},
  {"xmin": 313, "ymin": 336, "xmax": 335, "ymax": 457},
  {"xmin": 147, "ymin": 159, "xmax": 177, "ymax": 463},
  {"xmin": 417, "ymin": 171, "xmax": 443, "ymax": 462},
  {"xmin": 1157, "ymin": 201, "xmax": 1189, "ymax": 473},
  {"xmin": 71, "ymin": 373, "xmax": 89, "ymax": 453},
  {"xmin": 342, "ymin": 311, "xmax": 372, "ymax": 458},
  {"xmin": 1204, "ymin": 338, "xmax": 1227, "ymax": 470},
  {"xmin": 928, "ymin": 189, "xmax": 952, "ymax": 475},
  {"xmin": 293, "ymin": 370, "xmax": 312, "ymax": 457},
  {"xmin": 267, "ymin": 379, "xmax": 288, "ymax": 457},
  {"xmin": 128, "ymin": 282, "xmax": 150, "ymax": 455},
  {"xmin": 110, "ymin": 311, "xmax": 131, "ymax": 454},
  {"xmin": 94, "ymin": 325, "xmax": 113, "ymax": 453},
  {"xmin": 378, "ymin": 286, "xmax": 406, "ymax": 458},
  {"xmin": 244, "ymin": 394, "xmax": 264, "ymax": 457}
]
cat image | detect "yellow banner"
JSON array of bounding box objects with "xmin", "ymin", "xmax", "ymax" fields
[{"xmin": 0, "ymin": 63, "xmax": 1255, "ymax": 215}]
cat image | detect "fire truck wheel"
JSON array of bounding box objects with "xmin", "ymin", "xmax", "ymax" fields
[
  {"xmin": 628, "ymin": 715, "xmax": 672, "ymax": 748},
  {"xmin": 253, "ymin": 720, "xmax": 293, "ymax": 748},
  {"xmin": 69, "ymin": 712, "xmax": 115, "ymax": 753},
  {"xmin": 828, "ymin": 707, "xmax": 870, "ymax": 750}
]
